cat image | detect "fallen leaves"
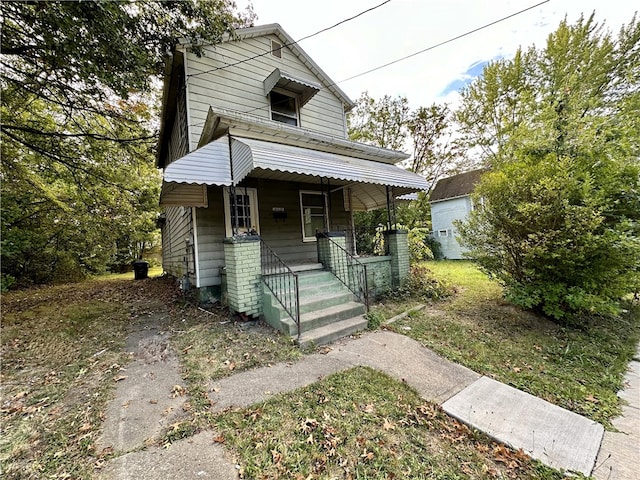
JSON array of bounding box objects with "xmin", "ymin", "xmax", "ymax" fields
[{"xmin": 171, "ymin": 385, "xmax": 186, "ymax": 397}]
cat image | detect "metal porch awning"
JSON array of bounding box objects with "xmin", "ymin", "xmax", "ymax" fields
[{"xmin": 162, "ymin": 136, "xmax": 428, "ymax": 210}]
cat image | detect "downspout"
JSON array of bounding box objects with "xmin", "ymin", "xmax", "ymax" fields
[{"xmin": 192, "ymin": 207, "xmax": 201, "ymax": 287}]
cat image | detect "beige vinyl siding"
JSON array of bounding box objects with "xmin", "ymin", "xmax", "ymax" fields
[
  {"xmin": 195, "ymin": 187, "xmax": 227, "ymax": 287},
  {"xmin": 248, "ymin": 179, "xmax": 350, "ymax": 264},
  {"xmin": 184, "ymin": 35, "xmax": 347, "ymax": 149},
  {"xmin": 162, "ymin": 206, "xmax": 195, "ymax": 283},
  {"xmin": 193, "ymin": 179, "xmax": 352, "ymax": 281}
]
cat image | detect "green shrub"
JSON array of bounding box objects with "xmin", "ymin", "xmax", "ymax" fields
[
  {"xmin": 365, "ymin": 310, "xmax": 386, "ymax": 330},
  {"xmin": 1, "ymin": 273, "xmax": 16, "ymax": 292},
  {"xmin": 423, "ymin": 234, "xmax": 443, "ymax": 260},
  {"xmin": 384, "ymin": 264, "xmax": 452, "ymax": 301},
  {"xmin": 407, "ymin": 228, "xmax": 434, "ymax": 263}
]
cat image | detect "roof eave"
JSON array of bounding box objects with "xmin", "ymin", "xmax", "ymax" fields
[{"xmin": 199, "ymin": 106, "xmax": 410, "ymax": 164}]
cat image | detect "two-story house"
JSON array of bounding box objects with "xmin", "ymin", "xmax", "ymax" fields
[{"xmin": 157, "ymin": 24, "xmax": 428, "ymax": 346}]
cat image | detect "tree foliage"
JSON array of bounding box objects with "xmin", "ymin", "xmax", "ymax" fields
[
  {"xmin": 456, "ymin": 14, "xmax": 640, "ymax": 321},
  {"xmin": 346, "ymin": 92, "xmax": 469, "ymax": 240},
  {"xmin": 348, "ymin": 92, "xmax": 410, "ymax": 150},
  {"xmin": 0, "ymin": 1, "xmax": 252, "ymax": 286}
]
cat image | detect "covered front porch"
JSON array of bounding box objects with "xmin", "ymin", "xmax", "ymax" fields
[{"xmin": 159, "ymin": 110, "xmax": 428, "ymax": 344}]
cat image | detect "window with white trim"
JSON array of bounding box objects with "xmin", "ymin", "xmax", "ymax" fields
[
  {"xmin": 300, "ymin": 191, "xmax": 327, "ymax": 241},
  {"xmin": 438, "ymin": 229, "xmax": 449, "ymax": 237},
  {"xmin": 223, "ymin": 187, "xmax": 260, "ymax": 237},
  {"xmin": 270, "ymin": 90, "xmax": 299, "ymax": 126}
]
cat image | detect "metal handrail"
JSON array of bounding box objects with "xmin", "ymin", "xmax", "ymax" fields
[
  {"xmin": 323, "ymin": 234, "xmax": 369, "ymax": 311},
  {"xmin": 259, "ymin": 238, "xmax": 300, "ymax": 341}
]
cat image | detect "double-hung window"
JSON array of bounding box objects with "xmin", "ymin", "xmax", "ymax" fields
[{"xmin": 270, "ymin": 90, "xmax": 299, "ymax": 126}]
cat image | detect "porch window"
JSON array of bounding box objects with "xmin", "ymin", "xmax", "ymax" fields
[
  {"xmin": 300, "ymin": 191, "xmax": 327, "ymax": 242},
  {"xmin": 223, "ymin": 187, "xmax": 260, "ymax": 237},
  {"xmin": 270, "ymin": 91, "xmax": 299, "ymax": 126}
]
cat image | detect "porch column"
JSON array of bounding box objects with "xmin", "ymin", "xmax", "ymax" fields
[
  {"xmin": 316, "ymin": 231, "xmax": 346, "ymax": 271},
  {"xmin": 223, "ymin": 235, "xmax": 262, "ymax": 318},
  {"xmin": 384, "ymin": 229, "xmax": 409, "ymax": 287}
]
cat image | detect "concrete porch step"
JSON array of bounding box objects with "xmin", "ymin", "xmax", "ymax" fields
[
  {"xmin": 267, "ymin": 290, "xmax": 355, "ymax": 320},
  {"xmin": 297, "ymin": 315, "xmax": 368, "ymax": 349},
  {"xmin": 275, "ymin": 300, "xmax": 365, "ymax": 336}
]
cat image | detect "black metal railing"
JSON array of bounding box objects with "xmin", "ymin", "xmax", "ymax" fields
[
  {"xmin": 260, "ymin": 238, "xmax": 300, "ymax": 340},
  {"xmin": 333, "ymin": 224, "xmax": 387, "ymax": 257},
  {"xmin": 324, "ymin": 235, "xmax": 369, "ymax": 311}
]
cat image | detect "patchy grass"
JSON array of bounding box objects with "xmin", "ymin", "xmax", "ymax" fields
[
  {"xmin": 166, "ymin": 306, "xmax": 302, "ymax": 434},
  {"xmin": 388, "ymin": 261, "xmax": 640, "ymax": 427},
  {"xmin": 0, "ymin": 275, "xmax": 300, "ymax": 478},
  {"xmin": 0, "ymin": 280, "xmax": 137, "ymax": 479},
  {"xmin": 214, "ymin": 366, "xmax": 565, "ymax": 480}
]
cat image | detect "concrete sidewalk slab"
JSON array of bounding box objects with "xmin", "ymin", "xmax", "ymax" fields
[
  {"xmin": 209, "ymin": 354, "xmax": 349, "ymax": 410},
  {"xmin": 593, "ymin": 356, "xmax": 640, "ymax": 480},
  {"xmin": 97, "ymin": 431, "xmax": 239, "ymax": 480},
  {"xmin": 97, "ymin": 323, "xmax": 186, "ymax": 454},
  {"xmin": 209, "ymin": 331, "xmax": 479, "ymax": 411},
  {"xmin": 443, "ymin": 376, "xmax": 604, "ymax": 475},
  {"xmin": 330, "ymin": 330, "xmax": 480, "ymax": 403}
]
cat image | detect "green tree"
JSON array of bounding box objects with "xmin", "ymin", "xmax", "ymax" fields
[
  {"xmin": 407, "ymin": 103, "xmax": 470, "ymax": 195},
  {"xmin": 0, "ymin": 1, "xmax": 252, "ymax": 285},
  {"xmin": 348, "ymin": 91, "xmax": 410, "ymax": 150},
  {"xmin": 456, "ymin": 14, "xmax": 640, "ymax": 321}
]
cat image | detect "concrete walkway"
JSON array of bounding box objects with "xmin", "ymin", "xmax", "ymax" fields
[
  {"xmin": 592, "ymin": 345, "xmax": 640, "ymax": 480},
  {"xmin": 98, "ymin": 328, "xmax": 639, "ymax": 479}
]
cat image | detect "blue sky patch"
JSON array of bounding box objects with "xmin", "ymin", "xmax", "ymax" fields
[{"xmin": 440, "ymin": 59, "xmax": 494, "ymax": 95}]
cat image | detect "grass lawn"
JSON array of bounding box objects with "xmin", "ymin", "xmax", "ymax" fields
[
  {"xmin": 213, "ymin": 366, "xmax": 565, "ymax": 480},
  {"xmin": 384, "ymin": 260, "xmax": 640, "ymax": 427},
  {"xmin": 4, "ymin": 262, "xmax": 636, "ymax": 478}
]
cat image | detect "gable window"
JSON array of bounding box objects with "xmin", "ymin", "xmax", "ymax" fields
[
  {"xmin": 223, "ymin": 187, "xmax": 260, "ymax": 237},
  {"xmin": 270, "ymin": 91, "xmax": 299, "ymax": 126},
  {"xmin": 300, "ymin": 191, "xmax": 327, "ymax": 241},
  {"xmin": 271, "ymin": 40, "xmax": 282, "ymax": 58}
]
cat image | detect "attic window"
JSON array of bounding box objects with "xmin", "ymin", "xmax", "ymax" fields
[{"xmin": 271, "ymin": 40, "xmax": 282, "ymax": 58}]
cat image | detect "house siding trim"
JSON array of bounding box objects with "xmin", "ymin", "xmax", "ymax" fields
[
  {"xmin": 181, "ymin": 45, "xmax": 194, "ymax": 153},
  {"xmin": 192, "ymin": 207, "xmax": 201, "ymax": 287}
]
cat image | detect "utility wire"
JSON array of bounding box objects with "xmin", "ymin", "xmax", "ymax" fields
[
  {"xmin": 187, "ymin": 0, "xmax": 391, "ymax": 78},
  {"xmin": 241, "ymin": 0, "xmax": 549, "ymax": 116},
  {"xmin": 337, "ymin": 0, "xmax": 550, "ymax": 84}
]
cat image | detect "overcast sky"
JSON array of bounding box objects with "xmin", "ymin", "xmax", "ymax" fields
[{"xmin": 236, "ymin": 0, "xmax": 638, "ymax": 109}]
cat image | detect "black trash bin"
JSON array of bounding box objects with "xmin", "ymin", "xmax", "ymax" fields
[{"xmin": 133, "ymin": 260, "xmax": 149, "ymax": 280}]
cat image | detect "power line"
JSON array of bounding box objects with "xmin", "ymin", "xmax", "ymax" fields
[
  {"xmin": 187, "ymin": 0, "xmax": 391, "ymax": 79},
  {"xmin": 336, "ymin": 0, "xmax": 550, "ymax": 84},
  {"xmin": 241, "ymin": 0, "xmax": 549, "ymax": 116}
]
